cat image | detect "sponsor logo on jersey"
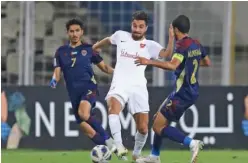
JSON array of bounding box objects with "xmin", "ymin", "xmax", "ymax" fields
[
  {"xmin": 121, "ymin": 49, "xmax": 139, "ymax": 59},
  {"xmin": 140, "ymin": 43, "xmax": 146, "ymax": 48},
  {"xmin": 81, "ymin": 50, "xmax": 87, "ymax": 56},
  {"xmin": 72, "ymin": 51, "xmax": 77, "ymax": 55}
]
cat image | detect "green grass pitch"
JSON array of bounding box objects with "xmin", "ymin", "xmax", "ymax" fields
[{"xmin": 2, "ymin": 150, "xmax": 248, "ymax": 163}]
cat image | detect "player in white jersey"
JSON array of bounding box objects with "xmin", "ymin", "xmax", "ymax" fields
[{"xmin": 93, "ymin": 11, "xmax": 174, "ymax": 161}]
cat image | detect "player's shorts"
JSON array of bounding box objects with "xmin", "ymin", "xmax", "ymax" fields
[
  {"xmin": 68, "ymin": 83, "xmax": 98, "ymax": 124},
  {"xmin": 159, "ymin": 93, "xmax": 197, "ymax": 122},
  {"xmin": 105, "ymin": 84, "xmax": 149, "ymax": 115}
]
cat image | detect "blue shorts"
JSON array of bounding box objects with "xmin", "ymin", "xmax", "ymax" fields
[
  {"xmin": 68, "ymin": 84, "xmax": 98, "ymax": 124},
  {"xmin": 159, "ymin": 93, "xmax": 196, "ymax": 122}
]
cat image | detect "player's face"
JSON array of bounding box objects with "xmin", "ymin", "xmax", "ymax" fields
[
  {"xmin": 131, "ymin": 20, "xmax": 147, "ymax": 40},
  {"xmin": 67, "ymin": 25, "xmax": 83, "ymax": 44}
]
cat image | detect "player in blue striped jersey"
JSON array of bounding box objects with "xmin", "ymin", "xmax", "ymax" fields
[{"xmin": 135, "ymin": 15, "xmax": 211, "ymax": 163}]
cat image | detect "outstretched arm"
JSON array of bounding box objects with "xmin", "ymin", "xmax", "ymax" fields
[
  {"xmin": 96, "ymin": 61, "xmax": 114, "ymax": 74},
  {"xmin": 93, "ymin": 31, "xmax": 120, "ymax": 52},
  {"xmin": 135, "ymin": 57, "xmax": 181, "ymax": 71},
  {"xmin": 92, "ymin": 37, "xmax": 111, "ymax": 52}
]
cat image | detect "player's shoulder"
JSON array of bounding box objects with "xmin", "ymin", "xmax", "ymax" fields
[
  {"xmin": 55, "ymin": 44, "xmax": 68, "ymax": 56},
  {"xmin": 178, "ymin": 37, "xmax": 202, "ymax": 48},
  {"xmin": 81, "ymin": 42, "xmax": 93, "ymax": 48},
  {"xmin": 175, "ymin": 37, "xmax": 194, "ymax": 51},
  {"xmin": 192, "ymin": 38, "xmax": 201, "ymax": 45},
  {"xmin": 145, "ymin": 40, "xmax": 160, "ymax": 46}
]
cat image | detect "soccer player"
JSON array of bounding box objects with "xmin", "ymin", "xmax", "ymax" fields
[
  {"xmin": 135, "ymin": 15, "xmax": 211, "ymax": 163},
  {"xmin": 49, "ymin": 18, "xmax": 116, "ymax": 151},
  {"xmin": 92, "ymin": 11, "xmax": 174, "ymax": 161}
]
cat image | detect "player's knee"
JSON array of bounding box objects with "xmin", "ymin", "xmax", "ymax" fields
[
  {"xmin": 84, "ymin": 132, "xmax": 95, "ymax": 138},
  {"xmin": 152, "ymin": 124, "xmax": 163, "ymax": 135},
  {"xmin": 108, "ymin": 107, "xmax": 120, "ymax": 115},
  {"xmin": 137, "ymin": 125, "xmax": 148, "ymax": 135},
  {"xmin": 108, "ymin": 98, "xmax": 122, "ymax": 115},
  {"xmin": 78, "ymin": 108, "xmax": 90, "ymax": 121}
]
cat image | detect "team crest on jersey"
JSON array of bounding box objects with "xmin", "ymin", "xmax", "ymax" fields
[
  {"xmin": 140, "ymin": 43, "xmax": 146, "ymax": 48},
  {"xmin": 81, "ymin": 50, "xmax": 87, "ymax": 56}
]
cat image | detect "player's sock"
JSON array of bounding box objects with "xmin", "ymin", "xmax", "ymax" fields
[
  {"xmin": 86, "ymin": 116, "xmax": 110, "ymax": 140},
  {"xmin": 108, "ymin": 114, "xmax": 123, "ymax": 148},
  {"xmin": 91, "ymin": 133, "xmax": 105, "ymax": 145},
  {"xmin": 133, "ymin": 131, "xmax": 148, "ymax": 156},
  {"xmin": 160, "ymin": 126, "xmax": 192, "ymax": 147},
  {"xmin": 151, "ymin": 134, "xmax": 163, "ymax": 156}
]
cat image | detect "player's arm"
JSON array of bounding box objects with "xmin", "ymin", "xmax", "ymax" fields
[
  {"xmin": 158, "ymin": 24, "xmax": 175, "ymax": 58},
  {"xmin": 200, "ymin": 55, "xmax": 211, "ymax": 67},
  {"xmin": 92, "ymin": 31, "xmax": 120, "ymax": 52},
  {"xmin": 92, "ymin": 38, "xmax": 111, "ymax": 52},
  {"xmin": 1, "ymin": 91, "xmax": 8, "ymax": 122},
  {"xmin": 50, "ymin": 50, "xmax": 61, "ymax": 88},
  {"xmin": 96, "ymin": 61, "xmax": 114, "ymax": 74},
  {"xmin": 199, "ymin": 45, "xmax": 211, "ymax": 67},
  {"xmin": 91, "ymin": 52, "xmax": 114, "ymax": 74},
  {"xmin": 244, "ymin": 95, "xmax": 248, "ymax": 120},
  {"xmin": 53, "ymin": 67, "xmax": 61, "ymax": 82},
  {"xmin": 135, "ymin": 56, "xmax": 181, "ymax": 71}
]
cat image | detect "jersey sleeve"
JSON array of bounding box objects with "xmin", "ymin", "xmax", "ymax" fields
[
  {"xmin": 200, "ymin": 45, "xmax": 208, "ymax": 59},
  {"xmin": 147, "ymin": 41, "xmax": 164, "ymax": 59},
  {"xmin": 109, "ymin": 30, "xmax": 121, "ymax": 45},
  {"xmin": 91, "ymin": 52, "xmax": 103, "ymax": 65},
  {"xmin": 53, "ymin": 49, "xmax": 60, "ymax": 68},
  {"xmin": 172, "ymin": 42, "xmax": 185, "ymax": 63}
]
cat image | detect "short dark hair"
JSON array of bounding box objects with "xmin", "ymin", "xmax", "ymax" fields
[
  {"xmin": 66, "ymin": 18, "xmax": 84, "ymax": 31},
  {"xmin": 172, "ymin": 15, "xmax": 190, "ymax": 33},
  {"xmin": 132, "ymin": 11, "xmax": 148, "ymax": 25}
]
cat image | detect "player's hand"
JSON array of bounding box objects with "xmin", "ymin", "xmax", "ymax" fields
[
  {"xmin": 49, "ymin": 78, "xmax": 57, "ymax": 88},
  {"xmin": 134, "ymin": 57, "xmax": 150, "ymax": 66},
  {"xmin": 169, "ymin": 24, "xmax": 174, "ymax": 39}
]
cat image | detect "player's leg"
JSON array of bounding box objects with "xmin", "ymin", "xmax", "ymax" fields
[
  {"xmin": 76, "ymin": 100, "xmax": 107, "ymax": 145},
  {"xmin": 78, "ymin": 100, "xmax": 111, "ymax": 140},
  {"xmin": 132, "ymin": 112, "xmax": 148, "ymax": 160},
  {"xmin": 137, "ymin": 97, "xmax": 203, "ymax": 163},
  {"xmin": 73, "ymin": 90, "xmax": 115, "ymax": 150},
  {"xmin": 107, "ymin": 96, "xmax": 128, "ymax": 157},
  {"xmin": 152, "ymin": 112, "xmax": 203, "ymax": 163},
  {"xmin": 128, "ymin": 88, "xmax": 149, "ymax": 161}
]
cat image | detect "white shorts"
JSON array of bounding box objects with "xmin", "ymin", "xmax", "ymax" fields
[{"xmin": 105, "ymin": 84, "xmax": 149, "ymax": 115}]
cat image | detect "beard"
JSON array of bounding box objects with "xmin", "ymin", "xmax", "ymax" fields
[{"xmin": 132, "ymin": 33, "xmax": 144, "ymax": 40}]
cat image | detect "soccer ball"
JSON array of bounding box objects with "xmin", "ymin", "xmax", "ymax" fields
[{"xmin": 91, "ymin": 145, "xmax": 112, "ymax": 163}]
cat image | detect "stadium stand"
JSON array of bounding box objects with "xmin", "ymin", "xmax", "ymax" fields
[{"xmin": 1, "ymin": 1, "xmax": 248, "ymax": 86}]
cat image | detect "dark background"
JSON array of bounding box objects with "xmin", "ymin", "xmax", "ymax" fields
[{"xmin": 2, "ymin": 86, "xmax": 248, "ymax": 150}]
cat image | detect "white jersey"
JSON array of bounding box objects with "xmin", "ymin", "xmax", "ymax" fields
[{"xmin": 110, "ymin": 30, "xmax": 163, "ymax": 87}]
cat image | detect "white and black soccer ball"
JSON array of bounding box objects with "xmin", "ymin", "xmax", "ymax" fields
[{"xmin": 91, "ymin": 145, "xmax": 112, "ymax": 163}]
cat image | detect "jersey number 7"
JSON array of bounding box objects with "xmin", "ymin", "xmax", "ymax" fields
[{"xmin": 71, "ymin": 58, "xmax": 76, "ymax": 67}]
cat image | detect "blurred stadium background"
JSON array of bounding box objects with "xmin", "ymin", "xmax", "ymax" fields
[
  {"xmin": 1, "ymin": 1, "xmax": 248, "ymax": 163},
  {"xmin": 1, "ymin": 1, "xmax": 248, "ymax": 86}
]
